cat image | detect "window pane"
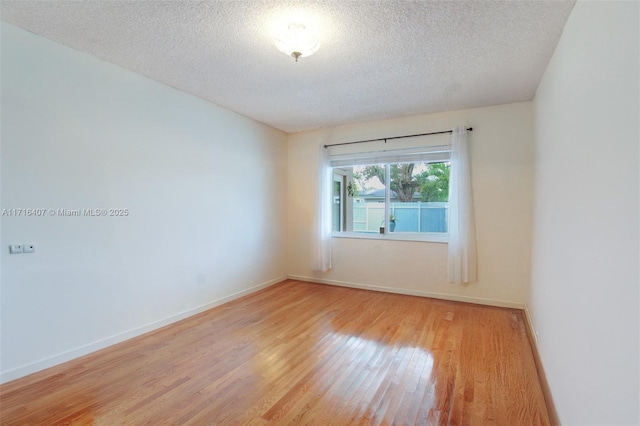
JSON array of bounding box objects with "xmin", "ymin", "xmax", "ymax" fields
[
  {"xmin": 390, "ymin": 162, "xmax": 449, "ymax": 233},
  {"xmin": 332, "ymin": 162, "xmax": 449, "ymax": 235},
  {"xmin": 352, "ymin": 164, "xmax": 386, "ymax": 233},
  {"xmin": 333, "ymin": 164, "xmax": 386, "ymax": 234}
]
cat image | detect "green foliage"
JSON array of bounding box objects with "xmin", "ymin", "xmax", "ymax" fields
[
  {"xmin": 356, "ymin": 164, "xmax": 420, "ymax": 202},
  {"xmin": 418, "ymin": 163, "xmax": 450, "ymax": 202},
  {"xmin": 346, "ymin": 181, "xmax": 358, "ymax": 197},
  {"xmin": 354, "ymin": 162, "xmax": 450, "ymax": 203}
]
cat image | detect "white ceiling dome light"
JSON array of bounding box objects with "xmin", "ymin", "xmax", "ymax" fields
[{"xmin": 275, "ymin": 23, "xmax": 320, "ymax": 62}]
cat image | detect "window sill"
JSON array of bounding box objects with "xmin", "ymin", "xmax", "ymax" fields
[{"xmin": 331, "ymin": 231, "xmax": 448, "ymax": 244}]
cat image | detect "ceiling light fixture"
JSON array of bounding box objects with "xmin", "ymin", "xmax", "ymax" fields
[{"xmin": 275, "ymin": 23, "xmax": 320, "ymax": 62}]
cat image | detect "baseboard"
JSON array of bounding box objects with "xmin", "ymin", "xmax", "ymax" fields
[
  {"xmin": 0, "ymin": 275, "xmax": 287, "ymax": 384},
  {"xmin": 523, "ymin": 304, "xmax": 538, "ymax": 343},
  {"xmin": 287, "ymin": 274, "xmax": 524, "ymax": 309},
  {"xmin": 523, "ymin": 305, "xmax": 560, "ymax": 426}
]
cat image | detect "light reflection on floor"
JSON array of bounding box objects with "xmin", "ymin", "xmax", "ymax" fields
[{"xmin": 310, "ymin": 331, "xmax": 438, "ymax": 420}]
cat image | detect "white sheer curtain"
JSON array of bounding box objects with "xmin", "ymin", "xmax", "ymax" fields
[
  {"xmin": 447, "ymin": 127, "xmax": 477, "ymax": 283},
  {"xmin": 313, "ymin": 145, "xmax": 332, "ymax": 271}
]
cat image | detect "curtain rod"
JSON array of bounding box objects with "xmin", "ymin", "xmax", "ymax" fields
[{"xmin": 324, "ymin": 127, "xmax": 473, "ymax": 148}]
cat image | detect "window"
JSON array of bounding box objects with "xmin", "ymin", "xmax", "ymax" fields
[{"xmin": 330, "ymin": 147, "xmax": 450, "ymax": 242}]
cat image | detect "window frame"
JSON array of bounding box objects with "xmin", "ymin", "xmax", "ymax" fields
[{"xmin": 329, "ymin": 147, "xmax": 451, "ymax": 244}]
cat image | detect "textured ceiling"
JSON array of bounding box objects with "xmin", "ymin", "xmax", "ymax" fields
[{"xmin": 1, "ymin": 1, "xmax": 575, "ymax": 133}]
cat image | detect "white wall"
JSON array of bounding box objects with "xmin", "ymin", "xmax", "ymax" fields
[
  {"xmin": 287, "ymin": 102, "xmax": 534, "ymax": 307},
  {"xmin": 0, "ymin": 23, "xmax": 288, "ymax": 382},
  {"xmin": 529, "ymin": 1, "xmax": 639, "ymax": 424}
]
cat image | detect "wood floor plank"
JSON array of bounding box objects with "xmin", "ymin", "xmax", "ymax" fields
[{"xmin": 0, "ymin": 280, "xmax": 551, "ymax": 425}]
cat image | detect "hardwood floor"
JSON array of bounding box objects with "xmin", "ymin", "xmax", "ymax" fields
[{"xmin": 0, "ymin": 280, "xmax": 550, "ymax": 425}]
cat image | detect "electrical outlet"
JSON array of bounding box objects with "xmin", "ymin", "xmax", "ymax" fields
[
  {"xmin": 23, "ymin": 244, "xmax": 35, "ymax": 253},
  {"xmin": 9, "ymin": 245, "xmax": 23, "ymax": 254}
]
